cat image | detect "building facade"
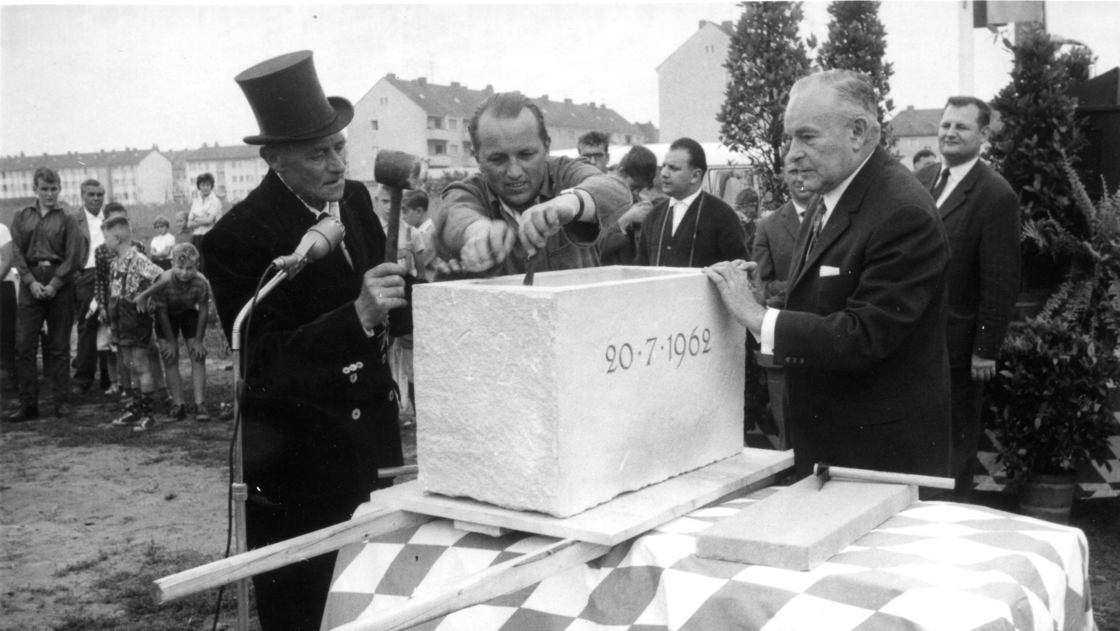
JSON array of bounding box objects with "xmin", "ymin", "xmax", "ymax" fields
[
  {"xmin": 657, "ymin": 20, "xmax": 734, "ymax": 144},
  {"xmin": 348, "ymin": 74, "xmax": 647, "ymax": 182},
  {"xmin": 0, "ymin": 148, "xmax": 173, "ymax": 206},
  {"xmin": 889, "ymin": 106, "xmax": 942, "ymax": 170},
  {"xmin": 169, "ymin": 143, "xmax": 268, "ymax": 203}
]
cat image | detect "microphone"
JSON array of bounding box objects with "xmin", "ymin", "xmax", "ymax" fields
[{"xmin": 272, "ymin": 215, "xmax": 346, "ymax": 277}]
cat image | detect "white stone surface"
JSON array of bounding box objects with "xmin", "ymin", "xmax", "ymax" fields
[{"xmin": 413, "ymin": 266, "xmax": 745, "ymax": 517}]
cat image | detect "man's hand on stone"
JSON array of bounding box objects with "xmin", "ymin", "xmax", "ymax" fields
[
  {"xmin": 459, "ymin": 219, "xmax": 516, "ymax": 273},
  {"xmin": 355, "ymin": 263, "xmax": 409, "ymax": 330},
  {"xmin": 703, "ymin": 260, "xmax": 767, "ymax": 333},
  {"xmin": 519, "ymin": 194, "xmax": 581, "ymax": 258}
]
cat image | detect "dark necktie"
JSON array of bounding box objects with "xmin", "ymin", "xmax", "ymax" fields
[
  {"xmin": 805, "ymin": 200, "xmax": 825, "ymax": 256},
  {"xmin": 930, "ymin": 168, "xmax": 951, "ymax": 202}
]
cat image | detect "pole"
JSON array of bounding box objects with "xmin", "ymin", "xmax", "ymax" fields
[
  {"xmin": 229, "ymin": 269, "xmax": 289, "ymax": 629},
  {"xmin": 958, "ymin": 0, "xmax": 975, "ymax": 95}
]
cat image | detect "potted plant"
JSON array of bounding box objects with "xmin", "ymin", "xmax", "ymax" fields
[{"xmin": 985, "ymin": 155, "xmax": 1119, "ymax": 524}]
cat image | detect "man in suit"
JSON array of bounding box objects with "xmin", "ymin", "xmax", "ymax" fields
[
  {"xmin": 917, "ymin": 96, "xmax": 1020, "ymax": 502},
  {"xmin": 753, "ymin": 160, "xmax": 814, "ymax": 307},
  {"xmin": 70, "ymin": 179, "xmax": 105, "ymax": 394},
  {"xmin": 202, "ymin": 51, "xmax": 412, "ymax": 630},
  {"xmin": 705, "ymin": 70, "xmax": 952, "ymax": 481},
  {"xmin": 636, "ymin": 138, "xmax": 748, "ymax": 268}
]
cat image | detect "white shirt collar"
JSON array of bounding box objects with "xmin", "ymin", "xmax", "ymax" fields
[
  {"xmin": 942, "ymin": 155, "xmax": 980, "ymax": 181},
  {"xmin": 277, "ymin": 173, "xmax": 339, "ymax": 219},
  {"xmin": 672, "ymin": 189, "xmax": 702, "ymax": 208},
  {"xmin": 792, "ymin": 200, "xmax": 808, "ymax": 217}
]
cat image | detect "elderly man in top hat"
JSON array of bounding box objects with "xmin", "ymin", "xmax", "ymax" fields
[{"xmin": 201, "ymin": 51, "xmax": 412, "ymax": 630}]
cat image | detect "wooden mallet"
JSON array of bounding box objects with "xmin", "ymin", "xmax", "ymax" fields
[
  {"xmin": 813, "ymin": 462, "xmax": 954, "ymax": 490},
  {"xmin": 374, "ymin": 150, "xmax": 425, "ymax": 264}
]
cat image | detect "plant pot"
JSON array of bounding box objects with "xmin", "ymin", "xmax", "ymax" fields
[{"xmin": 1017, "ymin": 472, "xmax": 1077, "ymax": 524}]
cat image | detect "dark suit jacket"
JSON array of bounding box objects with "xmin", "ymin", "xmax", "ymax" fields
[
  {"xmin": 752, "ymin": 200, "xmax": 802, "ymax": 306},
  {"xmin": 635, "ymin": 191, "xmax": 748, "ymax": 267},
  {"xmin": 917, "ymin": 160, "xmax": 1020, "ymax": 369},
  {"xmin": 203, "ymin": 171, "xmax": 408, "ymax": 505},
  {"xmin": 776, "ymin": 147, "xmax": 952, "ymax": 479}
]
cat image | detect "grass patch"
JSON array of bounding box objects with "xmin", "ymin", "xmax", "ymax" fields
[{"xmin": 53, "ymin": 541, "xmax": 258, "ymax": 631}]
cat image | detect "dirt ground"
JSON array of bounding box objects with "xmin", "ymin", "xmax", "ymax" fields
[{"xmin": 1, "ymin": 354, "xmax": 1116, "ymax": 630}]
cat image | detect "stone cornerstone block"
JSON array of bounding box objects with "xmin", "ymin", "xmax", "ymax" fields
[{"xmin": 413, "ymin": 266, "xmax": 746, "ymax": 517}]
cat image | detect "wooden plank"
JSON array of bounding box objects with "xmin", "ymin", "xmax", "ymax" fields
[
  {"xmin": 695, "ymin": 476, "xmax": 917, "ymax": 571},
  {"xmin": 453, "ymin": 521, "xmax": 510, "ymax": 538},
  {"xmin": 152, "ymin": 505, "xmax": 432, "ymax": 604},
  {"xmin": 378, "ymin": 448, "xmax": 793, "ymax": 546},
  {"xmin": 332, "ymin": 538, "xmax": 610, "ymax": 631}
]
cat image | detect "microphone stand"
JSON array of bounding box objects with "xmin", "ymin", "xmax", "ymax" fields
[{"xmin": 228, "ymin": 268, "xmax": 289, "ymax": 631}]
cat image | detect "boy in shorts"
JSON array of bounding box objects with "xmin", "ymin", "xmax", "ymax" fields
[
  {"xmin": 102, "ymin": 216, "xmax": 163, "ymax": 431},
  {"xmin": 136, "ymin": 243, "xmax": 211, "ymax": 421}
]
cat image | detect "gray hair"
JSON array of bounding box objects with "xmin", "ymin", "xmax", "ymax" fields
[{"xmin": 791, "ymin": 70, "xmax": 881, "ymax": 140}]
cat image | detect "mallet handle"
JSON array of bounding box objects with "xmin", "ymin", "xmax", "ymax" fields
[
  {"xmin": 384, "ymin": 187, "xmax": 402, "ymax": 264},
  {"xmin": 829, "ymin": 466, "xmax": 955, "ymax": 489}
]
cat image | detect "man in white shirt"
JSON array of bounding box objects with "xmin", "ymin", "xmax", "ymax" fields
[
  {"xmin": 705, "ymin": 70, "xmax": 952, "ymax": 483},
  {"xmin": 71, "ymin": 179, "xmax": 105, "ymax": 394}
]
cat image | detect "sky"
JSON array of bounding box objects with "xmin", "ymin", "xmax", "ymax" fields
[{"xmin": 2, "ymin": 1, "xmax": 1118, "ymax": 157}]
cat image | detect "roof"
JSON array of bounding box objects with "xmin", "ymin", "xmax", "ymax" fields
[
  {"xmin": 176, "ymin": 143, "xmax": 262, "ymax": 162},
  {"xmin": 0, "ymin": 148, "xmax": 160, "ymax": 172},
  {"xmin": 888, "ymin": 106, "xmax": 942, "ymax": 137},
  {"xmin": 382, "ymin": 74, "xmax": 644, "ymax": 136},
  {"xmin": 657, "ymin": 20, "xmax": 734, "ymax": 72}
]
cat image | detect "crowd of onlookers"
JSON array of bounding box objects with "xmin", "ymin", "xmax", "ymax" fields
[{"xmin": 1, "ymin": 170, "xmax": 227, "ymax": 430}]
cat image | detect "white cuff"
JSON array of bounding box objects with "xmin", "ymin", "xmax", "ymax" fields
[{"xmin": 761, "ymin": 308, "xmax": 780, "ymax": 355}]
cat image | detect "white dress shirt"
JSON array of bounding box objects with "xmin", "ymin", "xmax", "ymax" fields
[
  {"xmin": 669, "ymin": 189, "xmax": 702, "ymax": 236},
  {"xmin": 84, "ymin": 208, "xmax": 104, "ymax": 269},
  {"xmin": 934, "ymin": 156, "xmax": 980, "ymax": 207}
]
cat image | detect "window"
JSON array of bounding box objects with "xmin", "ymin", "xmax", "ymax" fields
[
  {"xmin": 370, "ymin": 120, "xmax": 379, "ymax": 131},
  {"xmin": 427, "ymin": 116, "xmax": 444, "ymax": 130},
  {"xmin": 379, "ymin": 97, "xmax": 388, "ymax": 105},
  {"xmin": 448, "ymin": 118, "xmax": 458, "ymax": 131},
  {"xmin": 428, "ymin": 140, "xmax": 447, "ymax": 155}
]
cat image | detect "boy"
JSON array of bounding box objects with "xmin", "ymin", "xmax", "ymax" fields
[
  {"xmin": 102, "ymin": 216, "xmax": 164, "ymax": 431},
  {"xmin": 149, "ymin": 217, "xmax": 175, "ymax": 270},
  {"xmin": 136, "ymin": 243, "xmax": 211, "ymax": 422}
]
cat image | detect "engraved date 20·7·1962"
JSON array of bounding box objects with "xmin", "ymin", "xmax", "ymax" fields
[{"xmin": 605, "ymin": 327, "xmax": 713, "ymax": 373}]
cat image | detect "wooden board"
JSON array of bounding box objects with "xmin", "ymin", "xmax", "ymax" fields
[
  {"xmin": 695, "ymin": 476, "xmax": 916, "ymax": 571},
  {"xmin": 372, "ymin": 448, "xmax": 793, "ymax": 546}
]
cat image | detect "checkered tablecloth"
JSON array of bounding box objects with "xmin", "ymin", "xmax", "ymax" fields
[{"xmin": 322, "ymin": 488, "xmax": 1095, "ymax": 631}]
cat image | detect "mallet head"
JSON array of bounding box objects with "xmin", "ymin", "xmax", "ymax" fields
[{"xmin": 374, "ymin": 150, "xmax": 425, "ymax": 190}]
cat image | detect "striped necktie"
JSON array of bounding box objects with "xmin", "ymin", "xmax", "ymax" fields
[
  {"xmin": 930, "ymin": 168, "xmax": 951, "ymax": 203},
  {"xmin": 805, "ymin": 199, "xmax": 825, "ymax": 256}
]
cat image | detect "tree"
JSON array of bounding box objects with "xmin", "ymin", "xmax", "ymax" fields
[
  {"xmin": 816, "ymin": 1, "xmax": 895, "ymax": 150},
  {"xmin": 986, "ymin": 25, "xmax": 1093, "ymax": 289},
  {"xmin": 718, "ymin": 1, "xmax": 813, "ymax": 204}
]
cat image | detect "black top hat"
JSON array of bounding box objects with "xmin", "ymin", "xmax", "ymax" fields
[{"xmin": 236, "ymin": 50, "xmax": 354, "ymax": 145}]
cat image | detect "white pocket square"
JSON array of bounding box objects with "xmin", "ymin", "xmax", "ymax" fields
[{"xmin": 820, "ymin": 266, "xmax": 840, "ymax": 277}]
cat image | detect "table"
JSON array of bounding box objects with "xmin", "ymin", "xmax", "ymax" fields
[{"xmin": 322, "ymin": 487, "xmax": 1095, "ymax": 631}]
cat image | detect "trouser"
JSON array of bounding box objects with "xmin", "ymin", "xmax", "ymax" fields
[
  {"xmin": 950, "ymin": 367, "xmax": 985, "ymax": 502},
  {"xmin": 246, "ymin": 494, "xmax": 363, "ymax": 631},
  {"xmin": 0, "ymin": 281, "xmax": 15, "ymax": 376},
  {"xmin": 15, "ymin": 271, "xmax": 75, "ymax": 408},
  {"xmin": 72, "ymin": 268, "xmax": 98, "ymax": 388}
]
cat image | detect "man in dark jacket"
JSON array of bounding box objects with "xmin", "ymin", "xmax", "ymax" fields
[
  {"xmin": 636, "ymin": 138, "xmax": 749, "ymax": 268},
  {"xmin": 917, "ymin": 96, "xmax": 1020, "ymax": 502},
  {"xmin": 706, "ymin": 70, "xmax": 952, "ymax": 483},
  {"xmin": 202, "ymin": 51, "xmax": 411, "ymax": 630}
]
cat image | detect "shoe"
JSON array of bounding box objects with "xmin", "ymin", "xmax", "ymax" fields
[
  {"xmin": 111, "ymin": 405, "xmax": 141, "ymax": 426},
  {"xmin": 54, "ymin": 403, "xmax": 72, "ymax": 418},
  {"xmin": 3, "ymin": 407, "xmax": 39, "ymax": 423},
  {"xmin": 218, "ymin": 403, "xmax": 234, "ymax": 421},
  {"xmin": 196, "ymin": 408, "xmax": 211, "ymax": 422},
  {"xmin": 104, "ymin": 384, "xmax": 120, "ymax": 396},
  {"xmin": 166, "ymin": 404, "xmax": 187, "ymax": 422},
  {"xmin": 132, "ymin": 416, "xmax": 156, "ymax": 432},
  {"xmin": 71, "ymin": 384, "xmax": 91, "ymax": 395}
]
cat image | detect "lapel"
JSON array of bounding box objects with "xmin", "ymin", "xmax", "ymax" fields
[
  {"xmin": 780, "ymin": 202, "xmax": 801, "ymax": 242},
  {"xmin": 937, "ymin": 160, "xmax": 982, "ymax": 220},
  {"xmin": 788, "ymin": 147, "xmax": 884, "ymax": 290}
]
